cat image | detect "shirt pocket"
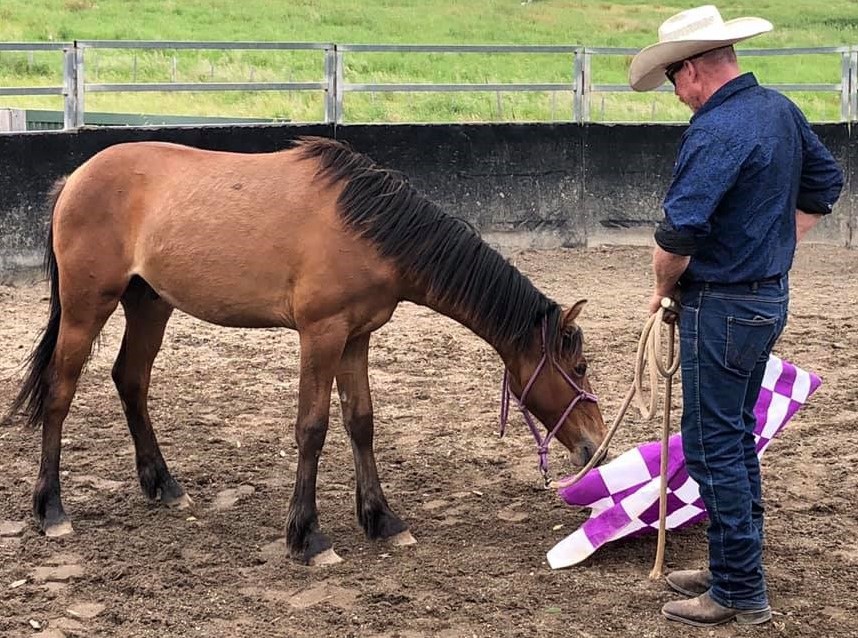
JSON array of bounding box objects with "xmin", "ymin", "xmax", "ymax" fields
[{"xmin": 724, "ymin": 315, "xmax": 779, "ymax": 376}]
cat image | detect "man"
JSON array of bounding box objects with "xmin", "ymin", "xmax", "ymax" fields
[{"xmin": 628, "ymin": 5, "xmax": 844, "ymax": 628}]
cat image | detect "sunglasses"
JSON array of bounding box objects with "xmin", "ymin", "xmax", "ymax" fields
[
  {"xmin": 665, "ymin": 51, "xmax": 708, "ymax": 86},
  {"xmin": 665, "ymin": 60, "xmax": 685, "ymax": 85}
]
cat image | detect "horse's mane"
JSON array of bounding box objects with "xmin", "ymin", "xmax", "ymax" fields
[{"xmin": 293, "ymin": 136, "xmax": 563, "ymax": 355}]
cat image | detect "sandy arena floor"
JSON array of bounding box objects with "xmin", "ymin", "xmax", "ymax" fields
[{"xmin": 1, "ymin": 244, "xmax": 856, "ymax": 638}]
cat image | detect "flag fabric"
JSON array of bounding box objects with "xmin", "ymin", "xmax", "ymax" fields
[{"xmin": 546, "ymin": 355, "xmax": 821, "ymax": 570}]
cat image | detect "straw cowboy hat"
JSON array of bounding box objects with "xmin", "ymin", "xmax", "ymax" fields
[{"xmin": 629, "ymin": 5, "xmax": 773, "ymax": 92}]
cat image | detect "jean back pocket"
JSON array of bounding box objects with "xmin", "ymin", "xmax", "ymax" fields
[{"xmin": 725, "ymin": 315, "xmax": 779, "ymax": 376}]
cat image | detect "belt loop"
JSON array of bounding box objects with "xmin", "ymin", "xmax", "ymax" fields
[{"xmin": 751, "ymin": 281, "xmax": 759, "ymax": 293}]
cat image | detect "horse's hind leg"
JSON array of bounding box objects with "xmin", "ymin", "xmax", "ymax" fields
[
  {"xmin": 285, "ymin": 325, "xmax": 349, "ymax": 566},
  {"xmin": 112, "ymin": 278, "xmax": 189, "ymax": 508},
  {"xmin": 335, "ymin": 334, "xmax": 414, "ymax": 546},
  {"xmin": 35, "ymin": 295, "xmax": 119, "ymax": 537}
]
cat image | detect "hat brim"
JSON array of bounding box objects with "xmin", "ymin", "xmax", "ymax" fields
[{"xmin": 629, "ymin": 17, "xmax": 773, "ymax": 92}]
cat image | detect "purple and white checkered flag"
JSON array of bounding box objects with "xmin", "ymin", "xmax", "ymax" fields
[{"xmin": 547, "ymin": 355, "xmax": 821, "ymax": 569}]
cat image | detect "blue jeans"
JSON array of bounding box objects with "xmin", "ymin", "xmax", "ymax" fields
[{"xmin": 678, "ymin": 277, "xmax": 789, "ymax": 610}]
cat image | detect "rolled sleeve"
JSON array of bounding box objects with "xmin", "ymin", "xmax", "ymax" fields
[
  {"xmin": 796, "ymin": 117, "xmax": 844, "ymax": 215},
  {"xmin": 654, "ymin": 219, "xmax": 698, "ymax": 256},
  {"xmin": 660, "ymin": 128, "xmax": 744, "ymax": 252}
]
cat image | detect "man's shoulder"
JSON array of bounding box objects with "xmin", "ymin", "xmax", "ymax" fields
[
  {"xmin": 693, "ymin": 86, "xmax": 801, "ymax": 138},
  {"xmin": 754, "ymin": 83, "xmax": 800, "ymax": 110}
]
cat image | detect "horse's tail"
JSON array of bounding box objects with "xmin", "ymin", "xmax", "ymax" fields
[{"xmin": 4, "ymin": 178, "xmax": 67, "ymax": 428}]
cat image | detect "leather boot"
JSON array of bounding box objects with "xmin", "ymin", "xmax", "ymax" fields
[
  {"xmin": 662, "ymin": 592, "xmax": 772, "ymax": 627},
  {"xmin": 665, "ymin": 568, "xmax": 711, "ymax": 597}
]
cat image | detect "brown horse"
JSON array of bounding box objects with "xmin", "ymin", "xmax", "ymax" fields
[{"xmin": 8, "ymin": 137, "xmax": 606, "ymax": 565}]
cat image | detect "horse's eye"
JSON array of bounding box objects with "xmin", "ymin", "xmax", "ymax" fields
[{"xmin": 574, "ymin": 362, "xmax": 588, "ymax": 376}]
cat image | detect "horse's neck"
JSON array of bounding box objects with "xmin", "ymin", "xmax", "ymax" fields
[{"xmin": 401, "ymin": 287, "xmax": 524, "ymax": 367}]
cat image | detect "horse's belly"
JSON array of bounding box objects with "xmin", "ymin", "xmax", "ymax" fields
[
  {"xmin": 178, "ymin": 301, "xmax": 294, "ymax": 329},
  {"xmin": 139, "ymin": 269, "xmax": 296, "ymax": 329}
]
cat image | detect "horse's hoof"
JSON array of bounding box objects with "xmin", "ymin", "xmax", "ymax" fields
[
  {"xmin": 388, "ymin": 530, "xmax": 417, "ymax": 546},
  {"xmin": 43, "ymin": 519, "xmax": 74, "ymax": 538},
  {"xmin": 164, "ymin": 493, "xmax": 194, "ymax": 510},
  {"xmin": 308, "ymin": 548, "xmax": 343, "ymax": 567}
]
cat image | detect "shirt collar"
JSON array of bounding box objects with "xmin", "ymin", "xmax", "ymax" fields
[{"xmin": 691, "ymin": 72, "xmax": 759, "ymax": 123}]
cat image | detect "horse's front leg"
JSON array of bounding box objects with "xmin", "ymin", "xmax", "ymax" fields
[
  {"xmin": 336, "ymin": 334, "xmax": 415, "ymax": 546},
  {"xmin": 285, "ymin": 326, "xmax": 347, "ymax": 566}
]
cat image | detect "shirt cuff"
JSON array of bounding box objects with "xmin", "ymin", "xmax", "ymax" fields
[
  {"xmin": 797, "ymin": 192, "xmax": 834, "ymax": 215},
  {"xmin": 654, "ymin": 219, "xmax": 698, "ymax": 256}
]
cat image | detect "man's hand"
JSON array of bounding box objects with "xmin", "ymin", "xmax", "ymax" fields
[
  {"xmin": 649, "ymin": 246, "xmax": 689, "ymax": 316},
  {"xmin": 648, "ymin": 291, "xmax": 670, "ymax": 315},
  {"xmin": 649, "ymin": 291, "xmax": 680, "ymax": 324},
  {"xmin": 796, "ymin": 209, "xmax": 823, "ymax": 242}
]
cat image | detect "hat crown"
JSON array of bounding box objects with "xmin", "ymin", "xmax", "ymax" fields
[
  {"xmin": 629, "ymin": 5, "xmax": 773, "ymax": 92},
  {"xmin": 658, "ymin": 5, "xmax": 725, "ymax": 43}
]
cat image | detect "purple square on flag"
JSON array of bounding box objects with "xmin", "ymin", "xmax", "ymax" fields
[
  {"xmin": 585, "ymin": 506, "xmax": 634, "ymax": 546},
  {"xmin": 638, "ymin": 441, "xmax": 662, "ymax": 477},
  {"xmin": 667, "ymin": 466, "xmax": 690, "ymax": 491},
  {"xmin": 639, "ymin": 492, "xmax": 687, "ymax": 525},
  {"xmin": 562, "ymin": 467, "xmax": 611, "ymax": 506}
]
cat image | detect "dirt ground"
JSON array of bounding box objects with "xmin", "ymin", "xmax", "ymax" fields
[{"xmin": 1, "ymin": 244, "xmax": 856, "ymax": 638}]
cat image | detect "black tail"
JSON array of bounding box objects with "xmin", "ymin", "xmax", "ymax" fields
[{"xmin": 4, "ymin": 178, "xmax": 67, "ymax": 427}]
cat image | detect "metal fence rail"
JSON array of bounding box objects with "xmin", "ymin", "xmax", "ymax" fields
[
  {"xmin": 582, "ymin": 46, "xmax": 853, "ymax": 122},
  {"xmin": 1, "ymin": 41, "xmax": 856, "ymax": 129},
  {"xmin": 0, "ymin": 42, "xmax": 73, "ymax": 111},
  {"xmin": 334, "ymin": 44, "xmax": 585, "ymax": 123}
]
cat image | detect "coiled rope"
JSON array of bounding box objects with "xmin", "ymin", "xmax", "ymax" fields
[{"xmin": 549, "ymin": 298, "xmax": 680, "ymax": 579}]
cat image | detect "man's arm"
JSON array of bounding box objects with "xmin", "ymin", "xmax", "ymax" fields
[
  {"xmin": 649, "ymin": 246, "xmax": 690, "ymax": 315},
  {"xmin": 796, "ymin": 209, "xmax": 823, "ymax": 242},
  {"xmin": 649, "ymin": 128, "xmax": 739, "ymax": 315},
  {"xmin": 795, "ymin": 109, "xmax": 843, "ymax": 220}
]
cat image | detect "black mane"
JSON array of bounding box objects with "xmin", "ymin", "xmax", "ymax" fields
[{"xmin": 295, "ymin": 136, "xmax": 563, "ymax": 355}]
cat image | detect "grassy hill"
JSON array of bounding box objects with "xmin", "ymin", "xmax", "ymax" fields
[{"xmin": 1, "ymin": 0, "xmax": 856, "ymax": 122}]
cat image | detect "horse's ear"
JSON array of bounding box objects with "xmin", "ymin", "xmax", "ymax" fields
[{"xmin": 562, "ymin": 299, "xmax": 588, "ymax": 328}]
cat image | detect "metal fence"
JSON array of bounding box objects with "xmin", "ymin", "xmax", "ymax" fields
[{"xmin": 1, "ymin": 41, "xmax": 856, "ymax": 129}]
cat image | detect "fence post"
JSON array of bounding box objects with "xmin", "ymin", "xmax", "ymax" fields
[
  {"xmin": 841, "ymin": 50, "xmax": 851, "ymax": 121},
  {"xmin": 62, "ymin": 43, "xmax": 85, "ymax": 129},
  {"xmin": 324, "ymin": 45, "xmax": 338, "ymax": 124},
  {"xmin": 335, "ymin": 47, "xmax": 344, "ymax": 124},
  {"xmin": 582, "ymin": 50, "xmax": 592, "ymax": 123},
  {"xmin": 0, "ymin": 108, "xmax": 27, "ymax": 131},
  {"xmin": 851, "ymin": 47, "xmax": 858, "ymax": 122},
  {"xmin": 572, "ymin": 48, "xmax": 583, "ymax": 123},
  {"xmin": 62, "ymin": 46, "xmax": 78, "ymax": 128}
]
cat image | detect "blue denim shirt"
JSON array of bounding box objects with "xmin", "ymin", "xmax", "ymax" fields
[{"xmin": 655, "ymin": 73, "xmax": 843, "ymax": 284}]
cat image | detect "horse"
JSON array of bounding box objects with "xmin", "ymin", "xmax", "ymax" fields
[{"xmin": 7, "ymin": 137, "xmax": 607, "ymax": 565}]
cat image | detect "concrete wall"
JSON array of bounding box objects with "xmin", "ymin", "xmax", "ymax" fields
[{"xmin": 0, "ymin": 122, "xmax": 853, "ymax": 281}]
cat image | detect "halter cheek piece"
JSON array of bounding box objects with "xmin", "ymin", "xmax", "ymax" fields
[{"xmin": 499, "ymin": 318, "xmax": 598, "ymax": 482}]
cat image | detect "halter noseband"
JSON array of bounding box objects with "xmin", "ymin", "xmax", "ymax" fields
[{"xmin": 499, "ymin": 318, "xmax": 598, "ymax": 483}]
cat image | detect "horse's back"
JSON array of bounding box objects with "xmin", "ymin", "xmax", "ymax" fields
[{"xmin": 53, "ymin": 141, "xmax": 399, "ymax": 330}]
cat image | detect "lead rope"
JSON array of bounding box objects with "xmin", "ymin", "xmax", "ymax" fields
[{"xmin": 548, "ymin": 297, "xmax": 680, "ymax": 580}]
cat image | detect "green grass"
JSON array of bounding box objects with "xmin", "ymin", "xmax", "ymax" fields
[{"xmin": 1, "ymin": 0, "xmax": 857, "ymax": 123}]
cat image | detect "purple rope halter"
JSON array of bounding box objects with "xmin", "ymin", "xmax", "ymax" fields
[{"xmin": 499, "ymin": 317, "xmax": 598, "ymax": 481}]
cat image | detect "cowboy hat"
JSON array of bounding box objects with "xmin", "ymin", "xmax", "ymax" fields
[{"xmin": 629, "ymin": 5, "xmax": 773, "ymax": 92}]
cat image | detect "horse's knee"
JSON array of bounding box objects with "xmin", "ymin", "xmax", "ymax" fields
[{"xmin": 295, "ymin": 417, "xmax": 329, "ymax": 451}]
